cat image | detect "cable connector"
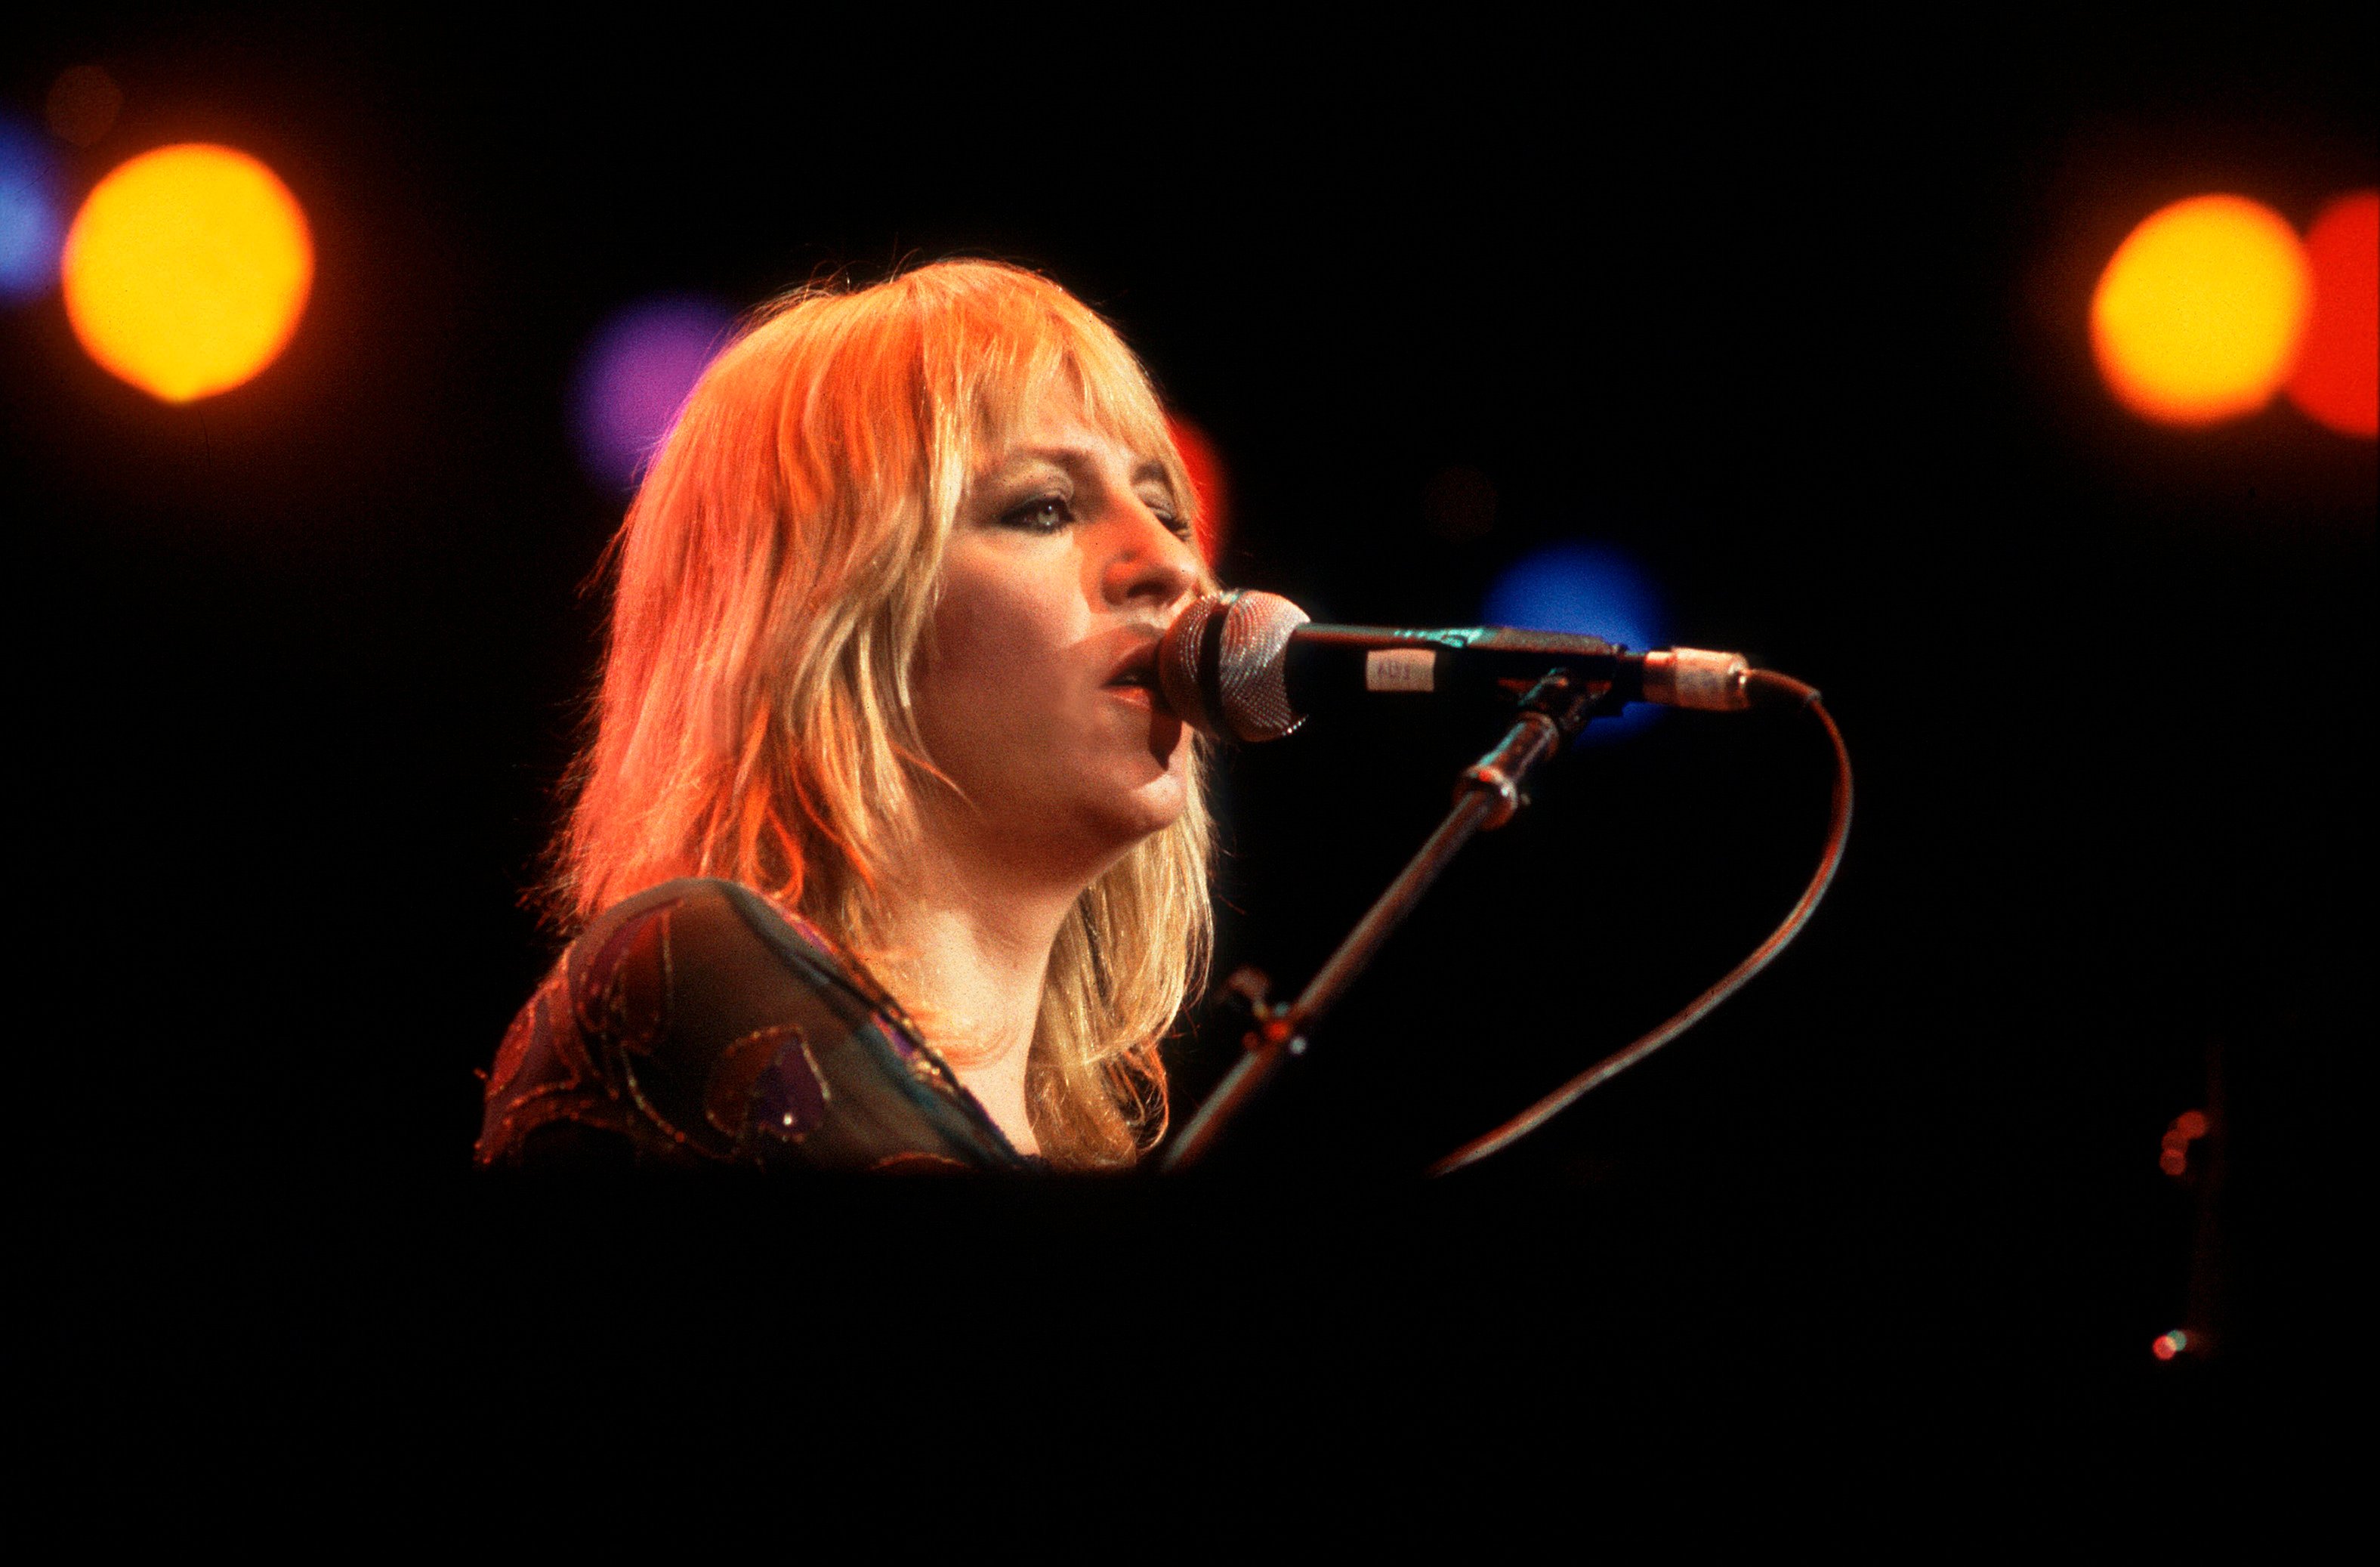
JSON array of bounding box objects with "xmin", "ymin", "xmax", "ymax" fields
[{"xmin": 1641, "ymin": 648, "xmax": 1752, "ymax": 710}]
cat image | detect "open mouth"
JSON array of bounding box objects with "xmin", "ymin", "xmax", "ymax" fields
[{"xmin": 1104, "ymin": 648, "xmax": 1172, "ymax": 712}]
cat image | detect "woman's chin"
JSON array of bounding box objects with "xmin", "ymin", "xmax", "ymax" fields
[{"xmin": 1106, "ymin": 768, "xmax": 1189, "ymax": 842}]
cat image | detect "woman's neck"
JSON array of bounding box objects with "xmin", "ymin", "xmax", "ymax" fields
[{"xmin": 872, "ymin": 845, "xmax": 1083, "ymax": 1159}]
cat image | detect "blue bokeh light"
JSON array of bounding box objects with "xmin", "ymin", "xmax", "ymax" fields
[
  {"xmin": 571, "ymin": 295, "xmax": 738, "ymax": 490},
  {"xmin": 1480, "ymin": 540, "xmax": 1667, "ymax": 743},
  {"xmin": 0, "ymin": 116, "xmax": 65, "ymax": 302}
]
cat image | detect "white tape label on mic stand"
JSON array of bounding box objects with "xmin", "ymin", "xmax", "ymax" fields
[{"xmin": 1366, "ymin": 648, "xmax": 1437, "ymax": 692}]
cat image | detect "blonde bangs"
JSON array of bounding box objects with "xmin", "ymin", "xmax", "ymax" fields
[{"xmin": 923, "ymin": 273, "xmax": 1207, "ymax": 571}]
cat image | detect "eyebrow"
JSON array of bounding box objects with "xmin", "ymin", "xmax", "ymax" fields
[{"xmin": 985, "ymin": 444, "xmax": 1173, "ymax": 492}]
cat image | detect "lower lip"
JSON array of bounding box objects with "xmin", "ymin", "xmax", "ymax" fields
[{"xmin": 1105, "ymin": 683, "xmax": 1176, "ymax": 717}]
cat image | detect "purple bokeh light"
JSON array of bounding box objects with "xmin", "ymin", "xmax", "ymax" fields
[
  {"xmin": 0, "ymin": 115, "xmax": 65, "ymax": 302},
  {"xmin": 570, "ymin": 295, "xmax": 737, "ymax": 490}
]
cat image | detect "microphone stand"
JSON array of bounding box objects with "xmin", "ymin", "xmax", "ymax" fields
[{"xmin": 1162, "ymin": 671, "xmax": 1607, "ymax": 1170}]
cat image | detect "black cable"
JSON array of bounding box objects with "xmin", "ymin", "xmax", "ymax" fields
[{"xmin": 1425, "ymin": 674, "xmax": 1854, "ymax": 1177}]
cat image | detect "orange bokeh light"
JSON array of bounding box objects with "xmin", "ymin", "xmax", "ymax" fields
[
  {"xmin": 2091, "ymin": 194, "xmax": 2310, "ymax": 426},
  {"xmin": 2284, "ymin": 190, "xmax": 2378, "ymax": 439},
  {"xmin": 1167, "ymin": 413, "xmax": 1230, "ymax": 569},
  {"xmin": 63, "ymin": 143, "xmax": 313, "ymax": 403}
]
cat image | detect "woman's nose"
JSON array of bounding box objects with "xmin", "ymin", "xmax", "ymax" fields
[{"xmin": 1104, "ymin": 501, "xmax": 1202, "ymax": 612}]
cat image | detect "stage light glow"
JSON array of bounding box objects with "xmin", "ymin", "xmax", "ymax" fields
[
  {"xmin": 571, "ymin": 296, "xmax": 736, "ymax": 490},
  {"xmin": 1481, "ymin": 541, "xmax": 1665, "ymax": 743},
  {"xmin": 1167, "ymin": 413, "xmax": 1230, "ymax": 568},
  {"xmin": 2153, "ymin": 1330, "xmax": 2189, "ymax": 1361},
  {"xmin": 63, "ymin": 144, "xmax": 313, "ymax": 403},
  {"xmin": 1422, "ymin": 465, "xmax": 1498, "ymax": 542},
  {"xmin": 2174, "ymin": 1110, "xmax": 2209, "ymax": 1140},
  {"xmin": 2091, "ymin": 195, "xmax": 2311, "ymax": 426},
  {"xmin": 2285, "ymin": 191, "xmax": 2378, "ymax": 439},
  {"xmin": 0, "ymin": 116, "xmax": 65, "ymax": 301},
  {"xmin": 45, "ymin": 65, "xmax": 124, "ymax": 149}
]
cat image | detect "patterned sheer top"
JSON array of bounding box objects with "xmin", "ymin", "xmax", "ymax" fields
[{"xmin": 475, "ymin": 878, "xmax": 1029, "ymax": 1172}]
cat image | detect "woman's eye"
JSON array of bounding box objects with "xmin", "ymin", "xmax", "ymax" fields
[
  {"xmin": 1138, "ymin": 496, "xmax": 1191, "ymax": 541},
  {"xmin": 999, "ymin": 496, "xmax": 1073, "ymax": 533}
]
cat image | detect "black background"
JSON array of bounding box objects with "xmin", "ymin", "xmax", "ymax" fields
[{"xmin": 9, "ymin": 14, "xmax": 2371, "ymax": 1432}]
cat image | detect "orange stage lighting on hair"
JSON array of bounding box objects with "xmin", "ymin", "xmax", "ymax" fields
[
  {"xmin": 2091, "ymin": 194, "xmax": 2310, "ymax": 427},
  {"xmin": 63, "ymin": 143, "xmax": 313, "ymax": 403},
  {"xmin": 2285, "ymin": 190, "xmax": 2378, "ymax": 439},
  {"xmin": 1167, "ymin": 413, "xmax": 1230, "ymax": 569}
]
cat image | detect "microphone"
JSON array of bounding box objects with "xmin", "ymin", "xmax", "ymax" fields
[{"xmin": 1156, "ymin": 589, "xmax": 1780, "ymax": 743}]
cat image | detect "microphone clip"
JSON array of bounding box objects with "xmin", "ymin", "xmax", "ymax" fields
[{"xmin": 1459, "ymin": 670, "xmax": 1607, "ymax": 830}]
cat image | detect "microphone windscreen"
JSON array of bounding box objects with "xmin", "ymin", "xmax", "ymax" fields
[{"xmin": 1158, "ymin": 590, "xmax": 1310, "ymax": 742}]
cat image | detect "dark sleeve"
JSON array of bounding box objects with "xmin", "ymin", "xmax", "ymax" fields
[{"xmin": 475, "ymin": 879, "xmax": 1020, "ymax": 1173}]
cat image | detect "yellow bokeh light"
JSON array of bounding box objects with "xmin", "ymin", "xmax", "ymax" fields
[
  {"xmin": 63, "ymin": 144, "xmax": 313, "ymax": 404},
  {"xmin": 2091, "ymin": 194, "xmax": 2311, "ymax": 426}
]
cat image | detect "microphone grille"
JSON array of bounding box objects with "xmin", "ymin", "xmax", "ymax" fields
[{"xmin": 1158, "ymin": 590, "xmax": 1311, "ymax": 742}]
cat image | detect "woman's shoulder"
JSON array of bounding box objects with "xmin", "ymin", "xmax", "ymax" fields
[{"xmin": 475, "ymin": 878, "xmax": 1023, "ymax": 1173}]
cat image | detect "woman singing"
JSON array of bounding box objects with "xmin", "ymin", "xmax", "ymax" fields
[{"xmin": 477, "ymin": 260, "xmax": 1215, "ymax": 1172}]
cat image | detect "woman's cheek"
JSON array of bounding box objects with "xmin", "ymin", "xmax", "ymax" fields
[{"xmin": 926, "ymin": 552, "xmax": 1084, "ymax": 752}]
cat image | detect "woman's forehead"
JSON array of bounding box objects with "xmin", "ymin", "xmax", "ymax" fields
[{"xmin": 972, "ymin": 388, "xmax": 1169, "ymax": 482}]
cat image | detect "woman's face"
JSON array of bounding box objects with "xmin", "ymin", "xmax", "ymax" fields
[{"xmin": 911, "ymin": 388, "xmax": 1204, "ymax": 885}]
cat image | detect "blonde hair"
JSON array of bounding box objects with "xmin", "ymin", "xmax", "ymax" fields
[{"xmin": 546, "ymin": 259, "xmax": 1215, "ymax": 1168}]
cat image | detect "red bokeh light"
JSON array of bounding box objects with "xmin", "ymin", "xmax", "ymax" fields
[
  {"xmin": 2286, "ymin": 190, "xmax": 2379, "ymax": 439},
  {"xmin": 1167, "ymin": 413, "xmax": 1230, "ymax": 570}
]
